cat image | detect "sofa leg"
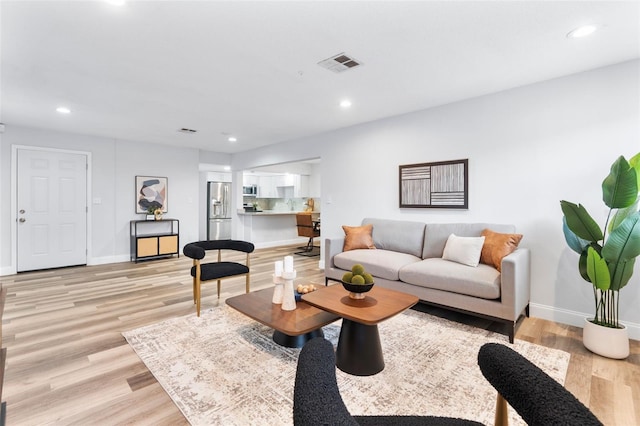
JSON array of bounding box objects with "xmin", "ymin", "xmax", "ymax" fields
[{"xmin": 525, "ymin": 304, "xmax": 530, "ymax": 317}]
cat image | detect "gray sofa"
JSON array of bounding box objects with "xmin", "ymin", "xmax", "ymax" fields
[{"xmin": 324, "ymin": 218, "xmax": 531, "ymax": 342}]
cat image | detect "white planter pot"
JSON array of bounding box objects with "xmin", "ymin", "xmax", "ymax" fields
[{"xmin": 583, "ymin": 318, "xmax": 629, "ymax": 359}]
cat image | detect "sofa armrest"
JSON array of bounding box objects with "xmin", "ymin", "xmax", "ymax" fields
[
  {"xmin": 324, "ymin": 237, "xmax": 345, "ymax": 269},
  {"xmin": 499, "ymin": 248, "xmax": 531, "ymax": 320}
]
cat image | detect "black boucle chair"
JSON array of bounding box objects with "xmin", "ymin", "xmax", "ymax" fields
[
  {"xmin": 293, "ymin": 338, "xmax": 602, "ymax": 426},
  {"xmin": 477, "ymin": 343, "xmax": 602, "ymax": 426},
  {"xmin": 183, "ymin": 240, "xmax": 254, "ymax": 316},
  {"xmin": 293, "ymin": 337, "xmax": 482, "ymax": 425}
]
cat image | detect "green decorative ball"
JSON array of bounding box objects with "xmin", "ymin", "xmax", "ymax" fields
[
  {"xmin": 363, "ymin": 273, "xmax": 374, "ymax": 284},
  {"xmin": 351, "ymin": 274, "xmax": 366, "ymax": 285},
  {"xmin": 351, "ymin": 264, "xmax": 365, "ymax": 276},
  {"xmin": 342, "ymin": 272, "xmax": 354, "ymax": 283}
]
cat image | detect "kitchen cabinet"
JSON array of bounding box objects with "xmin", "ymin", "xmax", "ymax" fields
[
  {"xmin": 243, "ymin": 174, "xmax": 259, "ymax": 186},
  {"xmin": 258, "ymin": 176, "xmax": 277, "ymax": 198},
  {"xmin": 130, "ymin": 219, "xmax": 179, "ymax": 262}
]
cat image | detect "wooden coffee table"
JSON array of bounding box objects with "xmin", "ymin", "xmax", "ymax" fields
[
  {"xmin": 302, "ymin": 284, "xmax": 418, "ymax": 376},
  {"xmin": 226, "ymin": 287, "xmax": 340, "ymax": 348}
]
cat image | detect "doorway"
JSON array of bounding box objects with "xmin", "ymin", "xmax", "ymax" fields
[{"xmin": 15, "ymin": 147, "xmax": 88, "ymax": 272}]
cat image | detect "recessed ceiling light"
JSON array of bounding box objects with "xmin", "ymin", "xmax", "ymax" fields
[
  {"xmin": 228, "ymin": 137, "xmax": 237, "ymax": 142},
  {"xmin": 340, "ymin": 100, "xmax": 352, "ymax": 108},
  {"xmin": 567, "ymin": 24, "xmax": 598, "ymax": 38},
  {"xmin": 223, "ymin": 166, "xmax": 231, "ymax": 171},
  {"xmin": 56, "ymin": 107, "xmax": 71, "ymax": 114}
]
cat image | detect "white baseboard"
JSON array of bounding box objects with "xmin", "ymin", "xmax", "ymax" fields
[
  {"xmin": 530, "ymin": 302, "xmax": 640, "ymax": 341},
  {"xmin": 0, "ymin": 266, "xmax": 15, "ymax": 276},
  {"xmin": 88, "ymin": 255, "xmax": 130, "ymax": 265}
]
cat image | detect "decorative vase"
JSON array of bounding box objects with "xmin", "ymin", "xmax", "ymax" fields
[
  {"xmin": 281, "ymin": 270, "xmax": 297, "ymax": 311},
  {"xmin": 272, "ymin": 275, "xmax": 284, "ymax": 304},
  {"xmin": 583, "ymin": 318, "xmax": 629, "ymax": 359},
  {"xmin": 154, "ymin": 210, "xmax": 163, "ymax": 221}
]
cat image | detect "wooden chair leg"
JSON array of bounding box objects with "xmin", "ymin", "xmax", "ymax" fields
[
  {"xmin": 196, "ymin": 279, "xmax": 201, "ymax": 317},
  {"xmin": 494, "ymin": 393, "xmax": 508, "ymax": 426},
  {"xmin": 245, "ymin": 274, "xmax": 250, "ymax": 293},
  {"xmin": 192, "ymin": 277, "xmax": 196, "ymax": 304},
  {"xmin": 217, "ymin": 280, "xmax": 221, "ymax": 298}
]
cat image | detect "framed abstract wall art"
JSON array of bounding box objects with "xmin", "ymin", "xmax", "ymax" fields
[
  {"xmin": 135, "ymin": 176, "xmax": 168, "ymax": 214},
  {"xmin": 399, "ymin": 159, "xmax": 468, "ymax": 208}
]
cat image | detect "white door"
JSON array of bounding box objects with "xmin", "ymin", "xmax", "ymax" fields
[{"xmin": 17, "ymin": 149, "xmax": 88, "ymax": 272}]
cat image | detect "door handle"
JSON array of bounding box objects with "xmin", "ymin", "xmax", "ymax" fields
[{"xmin": 19, "ymin": 218, "xmax": 26, "ymax": 223}]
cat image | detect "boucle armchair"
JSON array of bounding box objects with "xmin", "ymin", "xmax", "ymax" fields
[{"xmin": 293, "ymin": 338, "xmax": 602, "ymax": 426}]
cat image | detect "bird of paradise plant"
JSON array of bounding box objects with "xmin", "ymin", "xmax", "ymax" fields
[{"xmin": 560, "ymin": 152, "xmax": 640, "ymax": 329}]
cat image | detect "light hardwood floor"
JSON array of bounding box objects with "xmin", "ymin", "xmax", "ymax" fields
[{"xmin": 0, "ymin": 245, "xmax": 638, "ymax": 425}]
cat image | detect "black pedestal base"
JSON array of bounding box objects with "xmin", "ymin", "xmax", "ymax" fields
[
  {"xmin": 273, "ymin": 328, "xmax": 324, "ymax": 348},
  {"xmin": 336, "ymin": 319, "xmax": 384, "ymax": 376}
]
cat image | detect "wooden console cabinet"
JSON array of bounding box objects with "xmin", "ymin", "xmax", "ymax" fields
[{"xmin": 130, "ymin": 219, "xmax": 180, "ymax": 262}]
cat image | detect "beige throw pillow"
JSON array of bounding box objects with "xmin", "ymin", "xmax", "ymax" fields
[
  {"xmin": 442, "ymin": 234, "xmax": 485, "ymax": 267},
  {"xmin": 342, "ymin": 224, "xmax": 376, "ymax": 251},
  {"xmin": 480, "ymin": 229, "xmax": 523, "ymax": 271}
]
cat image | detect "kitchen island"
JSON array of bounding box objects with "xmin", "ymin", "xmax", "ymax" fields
[{"xmin": 236, "ymin": 210, "xmax": 320, "ymax": 249}]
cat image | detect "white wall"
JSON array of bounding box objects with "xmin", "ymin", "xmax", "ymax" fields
[
  {"xmin": 0, "ymin": 127, "xmax": 201, "ymax": 271},
  {"xmin": 319, "ymin": 60, "xmax": 640, "ymax": 336}
]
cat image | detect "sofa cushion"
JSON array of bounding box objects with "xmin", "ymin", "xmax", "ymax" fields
[
  {"xmin": 423, "ymin": 223, "xmax": 516, "ymax": 259},
  {"xmin": 334, "ymin": 249, "xmax": 421, "ymax": 281},
  {"xmin": 480, "ymin": 229, "xmax": 523, "ymax": 272},
  {"xmin": 342, "ymin": 224, "xmax": 376, "ymax": 251},
  {"xmin": 399, "ymin": 258, "xmax": 501, "ymax": 299},
  {"xmin": 442, "ymin": 234, "xmax": 485, "ymax": 267},
  {"xmin": 362, "ymin": 218, "xmax": 426, "ymax": 257}
]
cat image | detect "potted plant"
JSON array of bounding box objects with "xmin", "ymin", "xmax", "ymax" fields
[{"xmin": 560, "ymin": 152, "xmax": 640, "ymax": 359}]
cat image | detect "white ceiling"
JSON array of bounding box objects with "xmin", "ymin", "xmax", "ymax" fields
[{"xmin": 2, "ymin": 1, "xmax": 639, "ymax": 154}]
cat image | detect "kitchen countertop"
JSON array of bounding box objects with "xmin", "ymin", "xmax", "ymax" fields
[{"xmin": 237, "ymin": 210, "xmax": 319, "ymax": 216}]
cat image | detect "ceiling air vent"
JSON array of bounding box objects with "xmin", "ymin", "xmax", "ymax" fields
[
  {"xmin": 318, "ymin": 53, "xmax": 362, "ymax": 73},
  {"xmin": 178, "ymin": 128, "xmax": 197, "ymax": 134}
]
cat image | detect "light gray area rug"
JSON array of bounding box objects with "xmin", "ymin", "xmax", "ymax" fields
[{"xmin": 123, "ymin": 306, "xmax": 570, "ymax": 426}]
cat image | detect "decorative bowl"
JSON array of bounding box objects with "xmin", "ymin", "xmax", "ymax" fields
[{"xmin": 341, "ymin": 280, "xmax": 374, "ymax": 300}]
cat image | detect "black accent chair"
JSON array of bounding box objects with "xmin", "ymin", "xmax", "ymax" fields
[
  {"xmin": 477, "ymin": 343, "xmax": 602, "ymax": 426},
  {"xmin": 183, "ymin": 240, "xmax": 255, "ymax": 316},
  {"xmin": 293, "ymin": 338, "xmax": 602, "ymax": 426}
]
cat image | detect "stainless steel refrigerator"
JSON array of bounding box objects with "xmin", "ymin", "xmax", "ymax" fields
[{"xmin": 207, "ymin": 181, "xmax": 232, "ymax": 240}]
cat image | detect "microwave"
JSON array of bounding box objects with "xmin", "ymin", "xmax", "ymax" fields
[{"xmin": 243, "ymin": 185, "xmax": 257, "ymax": 196}]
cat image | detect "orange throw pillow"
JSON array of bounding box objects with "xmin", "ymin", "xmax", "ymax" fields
[
  {"xmin": 480, "ymin": 229, "xmax": 523, "ymax": 271},
  {"xmin": 342, "ymin": 224, "xmax": 376, "ymax": 251}
]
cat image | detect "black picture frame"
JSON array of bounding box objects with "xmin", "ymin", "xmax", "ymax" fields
[
  {"xmin": 399, "ymin": 159, "xmax": 468, "ymax": 209},
  {"xmin": 135, "ymin": 176, "xmax": 168, "ymax": 214}
]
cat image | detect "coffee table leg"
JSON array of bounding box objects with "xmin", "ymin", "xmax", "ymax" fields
[
  {"xmin": 272, "ymin": 328, "xmax": 324, "ymax": 348},
  {"xmin": 336, "ymin": 319, "xmax": 384, "ymax": 376}
]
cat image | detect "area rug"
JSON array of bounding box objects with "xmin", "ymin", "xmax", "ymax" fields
[{"xmin": 123, "ymin": 306, "xmax": 570, "ymax": 426}]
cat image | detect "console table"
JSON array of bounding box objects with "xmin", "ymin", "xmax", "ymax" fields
[{"xmin": 130, "ymin": 219, "xmax": 179, "ymax": 262}]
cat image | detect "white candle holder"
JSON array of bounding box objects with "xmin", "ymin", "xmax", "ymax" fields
[
  {"xmin": 272, "ymin": 274, "xmax": 284, "ymax": 304},
  {"xmin": 281, "ymin": 270, "xmax": 297, "ymax": 311}
]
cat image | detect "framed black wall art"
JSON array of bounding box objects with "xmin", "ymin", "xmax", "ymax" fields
[{"xmin": 399, "ymin": 159, "xmax": 468, "ymax": 209}]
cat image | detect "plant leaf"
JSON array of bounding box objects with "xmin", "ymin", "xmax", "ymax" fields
[
  {"xmin": 609, "ymin": 257, "xmax": 636, "ymax": 291},
  {"xmin": 602, "ymin": 211, "xmax": 640, "ymax": 261},
  {"xmin": 586, "ymin": 246, "xmax": 610, "ymax": 290},
  {"xmin": 609, "ymin": 196, "xmax": 639, "ymax": 233},
  {"xmin": 602, "ymin": 156, "xmax": 638, "ymax": 209},
  {"xmin": 629, "ymin": 152, "xmax": 640, "ymax": 187},
  {"xmin": 560, "ymin": 200, "xmax": 603, "ymax": 242},
  {"xmin": 562, "ymin": 217, "xmax": 590, "ymax": 254}
]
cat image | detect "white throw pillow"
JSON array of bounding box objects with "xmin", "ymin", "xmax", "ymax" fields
[{"xmin": 442, "ymin": 234, "xmax": 486, "ymax": 267}]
